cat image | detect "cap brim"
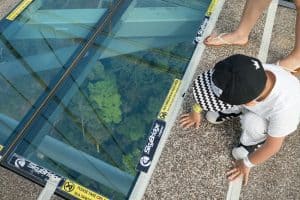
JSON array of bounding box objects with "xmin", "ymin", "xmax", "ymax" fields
[{"xmin": 192, "ymin": 69, "xmax": 233, "ymax": 112}]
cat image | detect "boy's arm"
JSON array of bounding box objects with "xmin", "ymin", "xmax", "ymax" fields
[
  {"xmin": 227, "ymin": 135, "xmax": 285, "ymax": 185},
  {"xmin": 248, "ymin": 135, "xmax": 285, "ymax": 165}
]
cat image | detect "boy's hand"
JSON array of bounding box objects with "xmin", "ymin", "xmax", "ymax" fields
[
  {"xmin": 179, "ymin": 111, "xmax": 202, "ymax": 129},
  {"xmin": 226, "ymin": 160, "xmax": 250, "ymax": 186}
]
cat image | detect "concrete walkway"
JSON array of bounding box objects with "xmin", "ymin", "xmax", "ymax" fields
[{"xmin": 144, "ymin": 0, "xmax": 300, "ymax": 199}]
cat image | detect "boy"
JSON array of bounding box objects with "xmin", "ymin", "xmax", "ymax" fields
[{"xmin": 180, "ymin": 54, "xmax": 300, "ymax": 185}]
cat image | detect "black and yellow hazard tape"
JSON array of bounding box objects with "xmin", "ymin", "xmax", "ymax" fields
[
  {"xmin": 6, "ymin": 0, "xmax": 33, "ymax": 21},
  {"xmin": 158, "ymin": 79, "xmax": 181, "ymax": 120},
  {"xmin": 205, "ymin": 0, "xmax": 218, "ymax": 17},
  {"xmin": 61, "ymin": 179, "xmax": 109, "ymax": 200},
  {"xmin": 194, "ymin": 0, "xmax": 219, "ymax": 44}
]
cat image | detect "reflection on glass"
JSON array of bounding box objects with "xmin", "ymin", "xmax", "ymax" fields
[
  {"xmin": 2, "ymin": 0, "xmax": 211, "ymax": 199},
  {"xmin": 0, "ymin": 0, "xmax": 112, "ymax": 145}
]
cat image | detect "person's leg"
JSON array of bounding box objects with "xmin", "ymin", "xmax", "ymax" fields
[
  {"xmin": 277, "ymin": 0, "xmax": 300, "ymax": 74},
  {"xmin": 232, "ymin": 112, "xmax": 267, "ymax": 159},
  {"xmin": 239, "ymin": 112, "xmax": 267, "ymax": 146},
  {"xmin": 205, "ymin": 0, "xmax": 272, "ymax": 46},
  {"xmin": 205, "ymin": 106, "xmax": 243, "ymax": 124}
]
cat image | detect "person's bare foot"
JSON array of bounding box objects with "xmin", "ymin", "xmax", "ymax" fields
[
  {"xmin": 277, "ymin": 53, "xmax": 300, "ymax": 75},
  {"xmin": 204, "ymin": 32, "xmax": 249, "ymax": 46}
]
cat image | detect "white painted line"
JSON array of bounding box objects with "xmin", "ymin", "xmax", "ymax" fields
[
  {"xmin": 37, "ymin": 175, "xmax": 61, "ymax": 200},
  {"xmin": 226, "ymin": 1, "xmax": 278, "ymax": 200},
  {"xmin": 258, "ymin": 0, "xmax": 279, "ymax": 63},
  {"xmin": 128, "ymin": 1, "xmax": 226, "ymax": 199},
  {"xmin": 226, "ymin": 176, "xmax": 243, "ymax": 200}
]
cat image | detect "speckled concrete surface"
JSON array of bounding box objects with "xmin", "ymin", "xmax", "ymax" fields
[
  {"xmin": 144, "ymin": 0, "xmax": 300, "ymax": 200},
  {"xmin": 0, "ymin": 0, "xmax": 20, "ymax": 19},
  {"xmin": 0, "ymin": 167, "xmax": 63, "ymax": 200},
  {"xmin": 0, "ymin": 0, "xmax": 299, "ymax": 200}
]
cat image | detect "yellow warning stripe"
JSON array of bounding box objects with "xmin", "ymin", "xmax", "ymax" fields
[
  {"xmin": 61, "ymin": 179, "xmax": 109, "ymax": 200},
  {"xmin": 205, "ymin": 0, "xmax": 218, "ymax": 17},
  {"xmin": 158, "ymin": 79, "xmax": 181, "ymax": 120},
  {"xmin": 6, "ymin": 0, "xmax": 33, "ymax": 21}
]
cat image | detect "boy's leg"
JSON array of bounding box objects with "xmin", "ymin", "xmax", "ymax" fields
[
  {"xmin": 232, "ymin": 112, "xmax": 267, "ymax": 159},
  {"xmin": 206, "ymin": 106, "xmax": 243, "ymax": 124},
  {"xmin": 239, "ymin": 112, "xmax": 267, "ymax": 145}
]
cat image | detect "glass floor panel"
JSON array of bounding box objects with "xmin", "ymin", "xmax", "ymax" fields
[
  {"xmin": 0, "ymin": 0, "xmax": 114, "ymax": 146},
  {"xmin": 0, "ymin": 0, "xmax": 211, "ymax": 199}
]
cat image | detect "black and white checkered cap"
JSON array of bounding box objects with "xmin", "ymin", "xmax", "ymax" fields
[{"xmin": 192, "ymin": 69, "xmax": 233, "ymax": 112}]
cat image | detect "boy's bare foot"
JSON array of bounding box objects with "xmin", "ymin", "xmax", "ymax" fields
[{"xmin": 204, "ymin": 32, "xmax": 249, "ymax": 47}]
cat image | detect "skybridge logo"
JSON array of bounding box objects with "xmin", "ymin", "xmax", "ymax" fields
[
  {"xmin": 10, "ymin": 154, "xmax": 61, "ymax": 182},
  {"xmin": 15, "ymin": 158, "xmax": 26, "ymax": 168},
  {"xmin": 139, "ymin": 156, "xmax": 151, "ymax": 167},
  {"xmin": 137, "ymin": 120, "xmax": 165, "ymax": 172}
]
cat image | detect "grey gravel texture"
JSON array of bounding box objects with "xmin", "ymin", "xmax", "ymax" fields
[
  {"xmin": 0, "ymin": 167, "xmax": 63, "ymax": 200},
  {"xmin": 0, "ymin": 0, "xmax": 299, "ymax": 200},
  {"xmin": 0, "ymin": 0, "xmax": 20, "ymax": 19},
  {"xmin": 144, "ymin": 0, "xmax": 300, "ymax": 200}
]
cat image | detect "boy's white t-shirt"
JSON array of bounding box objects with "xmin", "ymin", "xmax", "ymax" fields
[{"xmin": 243, "ymin": 64, "xmax": 300, "ymax": 137}]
